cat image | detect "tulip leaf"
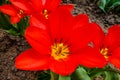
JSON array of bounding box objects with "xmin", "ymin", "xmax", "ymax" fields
[
  {"xmin": 58, "ymin": 75, "xmax": 71, "ymax": 80},
  {"xmin": 73, "ymin": 66, "xmax": 91, "ymax": 80},
  {"xmin": 115, "ymin": 6, "xmax": 120, "ymax": 12},
  {"xmin": 104, "ymin": 71, "xmax": 119, "ymax": 80},
  {"xmin": 99, "ymin": 0, "xmax": 107, "ymax": 12},
  {"xmin": 36, "ymin": 71, "xmax": 51, "ymax": 80},
  {"xmin": 96, "ymin": 0, "xmax": 120, "ymax": 12}
]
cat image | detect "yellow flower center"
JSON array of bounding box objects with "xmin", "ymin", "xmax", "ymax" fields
[
  {"xmin": 18, "ymin": 10, "xmax": 24, "ymax": 18},
  {"xmin": 51, "ymin": 43, "xmax": 70, "ymax": 60},
  {"xmin": 43, "ymin": 9, "xmax": 49, "ymax": 19},
  {"xmin": 100, "ymin": 48, "xmax": 109, "ymax": 59}
]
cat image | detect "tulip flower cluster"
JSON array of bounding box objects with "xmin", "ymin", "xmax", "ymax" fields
[{"xmin": 1, "ymin": 0, "xmax": 120, "ymax": 79}]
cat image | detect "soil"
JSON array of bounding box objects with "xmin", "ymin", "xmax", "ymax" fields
[{"xmin": 0, "ymin": 0, "xmax": 120, "ymax": 80}]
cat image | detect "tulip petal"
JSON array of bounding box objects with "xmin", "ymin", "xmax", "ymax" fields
[
  {"xmin": 50, "ymin": 54, "xmax": 78, "ymax": 76},
  {"xmin": 25, "ymin": 26, "xmax": 51, "ymax": 54},
  {"xmin": 70, "ymin": 23, "xmax": 104, "ymax": 51},
  {"xmin": 48, "ymin": 6, "xmax": 73, "ymax": 42},
  {"xmin": 10, "ymin": 0, "xmax": 31, "ymax": 13},
  {"xmin": 0, "ymin": 4, "xmax": 17, "ymax": 16},
  {"xmin": 30, "ymin": 0, "xmax": 43, "ymax": 12},
  {"xmin": 77, "ymin": 46, "xmax": 106, "ymax": 68},
  {"xmin": 44, "ymin": 0, "xmax": 61, "ymax": 12},
  {"xmin": 58, "ymin": 4, "xmax": 74, "ymax": 12},
  {"xmin": 15, "ymin": 48, "xmax": 49, "ymax": 70},
  {"xmin": 73, "ymin": 14, "xmax": 89, "ymax": 27},
  {"xmin": 104, "ymin": 25, "xmax": 120, "ymax": 51},
  {"xmin": 30, "ymin": 16, "xmax": 47, "ymax": 30},
  {"xmin": 109, "ymin": 47, "xmax": 120, "ymax": 68},
  {"xmin": 10, "ymin": 16, "xmax": 21, "ymax": 24}
]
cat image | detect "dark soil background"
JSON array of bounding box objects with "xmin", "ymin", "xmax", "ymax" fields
[{"xmin": 0, "ymin": 0, "xmax": 120, "ymax": 80}]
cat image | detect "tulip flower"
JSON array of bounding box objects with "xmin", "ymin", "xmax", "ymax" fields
[
  {"xmin": 10, "ymin": 0, "xmax": 73, "ymax": 18},
  {"xmin": 15, "ymin": 8, "xmax": 106, "ymax": 76},
  {"xmin": 0, "ymin": 0, "xmax": 73, "ymax": 24},
  {"xmin": 80, "ymin": 25, "xmax": 120, "ymax": 68},
  {"xmin": 0, "ymin": 4, "xmax": 27, "ymax": 24}
]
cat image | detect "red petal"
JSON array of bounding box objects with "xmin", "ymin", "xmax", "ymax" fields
[
  {"xmin": 73, "ymin": 14, "xmax": 89, "ymax": 29},
  {"xmin": 77, "ymin": 46, "xmax": 106, "ymax": 68},
  {"xmin": 44, "ymin": 0, "xmax": 61, "ymax": 12},
  {"xmin": 48, "ymin": 7, "xmax": 73, "ymax": 42},
  {"xmin": 70, "ymin": 23, "xmax": 104, "ymax": 51},
  {"xmin": 30, "ymin": 0, "xmax": 43, "ymax": 12},
  {"xmin": 0, "ymin": 4, "xmax": 17, "ymax": 16},
  {"xmin": 15, "ymin": 48, "xmax": 49, "ymax": 70},
  {"xmin": 109, "ymin": 47, "xmax": 120, "ymax": 68},
  {"xmin": 10, "ymin": 0, "xmax": 31, "ymax": 13},
  {"xmin": 10, "ymin": 16, "xmax": 21, "ymax": 24},
  {"xmin": 58, "ymin": 4, "xmax": 74, "ymax": 12},
  {"xmin": 104, "ymin": 25, "xmax": 120, "ymax": 51},
  {"xmin": 30, "ymin": 16, "xmax": 47, "ymax": 30},
  {"xmin": 49, "ymin": 54, "xmax": 78, "ymax": 76},
  {"xmin": 25, "ymin": 26, "xmax": 51, "ymax": 55}
]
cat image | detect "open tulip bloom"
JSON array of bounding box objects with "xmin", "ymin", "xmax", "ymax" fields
[
  {"xmin": 15, "ymin": 7, "xmax": 107, "ymax": 76},
  {"xmin": 86, "ymin": 25, "xmax": 120, "ymax": 68},
  {"xmin": 1, "ymin": 0, "xmax": 120, "ymax": 79},
  {"xmin": 0, "ymin": 4, "xmax": 26, "ymax": 24},
  {"xmin": 0, "ymin": 0, "xmax": 73, "ymax": 24}
]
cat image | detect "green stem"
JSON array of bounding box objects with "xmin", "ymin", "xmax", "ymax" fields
[
  {"xmin": 50, "ymin": 71, "xmax": 58, "ymax": 80},
  {"xmin": 58, "ymin": 75, "xmax": 71, "ymax": 80}
]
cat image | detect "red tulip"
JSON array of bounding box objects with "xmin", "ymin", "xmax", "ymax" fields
[
  {"xmin": 0, "ymin": 0, "xmax": 73, "ymax": 24},
  {"xmin": 15, "ymin": 8, "xmax": 106, "ymax": 76},
  {"xmin": 0, "ymin": 4, "xmax": 26, "ymax": 24},
  {"xmin": 10, "ymin": 0, "xmax": 73, "ymax": 19},
  {"xmin": 80, "ymin": 25, "xmax": 120, "ymax": 68}
]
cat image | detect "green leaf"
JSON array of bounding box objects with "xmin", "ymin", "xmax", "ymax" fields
[
  {"xmin": 115, "ymin": 6, "xmax": 120, "ymax": 12},
  {"xmin": 105, "ymin": 71, "xmax": 119, "ymax": 80},
  {"xmin": 97, "ymin": 0, "xmax": 120, "ymax": 12},
  {"xmin": 110, "ymin": 1, "xmax": 120, "ymax": 9},
  {"xmin": 6, "ymin": 29, "xmax": 20, "ymax": 36},
  {"xmin": 36, "ymin": 71, "xmax": 51, "ymax": 80},
  {"xmin": 0, "ymin": 13, "xmax": 12, "ymax": 29},
  {"xmin": 99, "ymin": 0, "xmax": 108, "ymax": 12},
  {"xmin": 73, "ymin": 66, "xmax": 91, "ymax": 80},
  {"xmin": 58, "ymin": 75, "xmax": 71, "ymax": 80}
]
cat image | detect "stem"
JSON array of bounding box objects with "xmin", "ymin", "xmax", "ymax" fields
[{"xmin": 50, "ymin": 71, "xmax": 58, "ymax": 80}]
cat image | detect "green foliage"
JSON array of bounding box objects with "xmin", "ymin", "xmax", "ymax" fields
[
  {"xmin": 72, "ymin": 66, "xmax": 91, "ymax": 80},
  {"xmin": 86, "ymin": 65, "xmax": 120, "ymax": 80},
  {"xmin": 104, "ymin": 71, "xmax": 119, "ymax": 80},
  {"xmin": 58, "ymin": 75, "xmax": 71, "ymax": 80},
  {"xmin": 95, "ymin": 0, "xmax": 120, "ymax": 13},
  {"xmin": 0, "ymin": 13, "xmax": 29, "ymax": 36},
  {"xmin": 0, "ymin": 0, "xmax": 10, "ymax": 5},
  {"xmin": 36, "ymin": 71, "xmax": 51, "ymax": 80}
]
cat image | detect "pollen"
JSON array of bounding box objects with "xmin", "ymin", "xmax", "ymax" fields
[
  {"xmin": 100, "ymin": 48, "xmax": 109, "ymax": 59},
  {"xmin": 18, "ymin": 10, "xmax": 24, "ymax": 18},
  {"xmin": 43, "ymin": 9, "xmax": 48, "ymax": 19},
  {"xmin": 51, "ymin": 43, "xmax": 70, "ymax": 60}
]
